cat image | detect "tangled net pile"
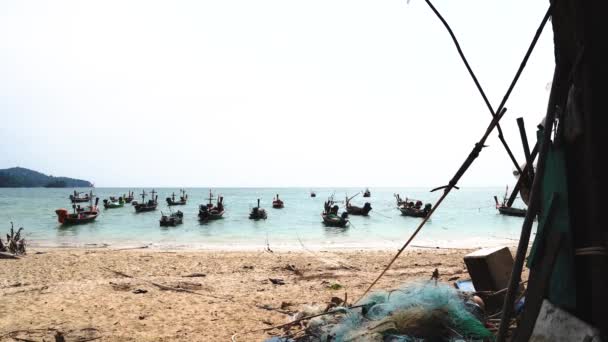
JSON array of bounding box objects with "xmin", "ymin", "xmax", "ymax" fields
[{"xmin": 279, "ymin": 282, "xmax": 492, "ymax": 342}]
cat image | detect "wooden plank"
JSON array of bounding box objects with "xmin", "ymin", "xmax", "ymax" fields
[{"xmin": 513, "ymin": 231, "xmax": 564, "ymax": 341}]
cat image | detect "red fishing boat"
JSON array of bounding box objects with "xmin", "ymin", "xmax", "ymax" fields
[
  {"xmin": 272, "ymin": 194, "xmax": 284, "ymax": 209},
  {"xmin": 56, "ymin": 192, "xmax": 100, "ymax": 225}
]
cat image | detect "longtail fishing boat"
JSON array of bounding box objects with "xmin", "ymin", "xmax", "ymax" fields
[
  {"xmin": 134, "ymin": 189, "xmax": 158, "ymax": 213},
  {"xmin": 363, "ymin": 188, "xmax": 371, "ymax": 197},
  {"xmin": 103, "ymin": 196, "xmax": 124, "ymax": 209},
  {"xmin": 123, "ymin": 191, "xmax": 135, "ymax": 203},
  {"xmin": 394, "ymin": 193, "xmax": 405, "ymax": 207},
  {"xmin": 56, "ymin": 191, "xmax": 100, "ymax": 225},
  {"xmin": 398, "ymin": 198, "xmax": 432, "ymax": 218},
  {"xmin": 69, "ymin": 190, "xmax": 91, "ymax": 203},
  {"xmin": 345, "ymin": 193, "xmax": 372, "ymax": 216},
  {"xmin": 494, "ymin": 186, "xmax": 527, "ymax": 217},
  {"xmin": 159, "ymin": 210, "xmax": 184, "ymax": 227},
  {"xmin": 198, "ymin": 190, "xmax": 225, "ymax": 221},
  {"xmin": 322, "ymin": 197, "xmax": 349, "ymax": 227},
  {"xmin": 166, "ymin": 189, "xmax": 188, "ymax": 206},
  {"xmin": 272, "ymin": 194, "xmax": 284, "ymax": 209},
  {"xmin": 249, "ymin": 199, "xmax": 267, "ymax": 220}
]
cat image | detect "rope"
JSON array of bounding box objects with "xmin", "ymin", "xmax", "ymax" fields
[
  {"xmin": 423, "ymin": 0, "xmax": 522, "ymax": 176},
  {"xmin": 355, "ymin": 3, "xmax": 552, "ymax": 304},
  {"xmin": 355, "ymin": 110, "xmax": 506, "ymax": 304}
]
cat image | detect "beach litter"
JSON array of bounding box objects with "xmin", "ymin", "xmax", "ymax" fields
[{"xmin": 265, "ymin": 281, "xmax": 491, "ymax": 341}]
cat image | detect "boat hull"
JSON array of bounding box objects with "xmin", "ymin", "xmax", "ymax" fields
[
  {"xmin": 198, "ymin": 209, "xmax": 224, "ymax": 221},
  {"xmin": 166, "ymin": 198, "xmax": 187, "ymax": 206},
  {"xmin": 498, "ymin": 206, "xmax": 527, "ymax": 217},
  {"xmin": 322, "ymin": 214, "xmax": 349, "ymax": 227},
  {"xmin": 399, "ymin": 207, "xmax": 428, "ymax": 218},
  {"xmin": 346, "ymin": 203, "xmax": 372, "ymax": 216},
  {"xmin": 135, "ymin": 204, "xmax": 157, "ymax": 213},
  {"xmin": 57, "ymin": 211, "xmax": 99, "ymax": 225}
]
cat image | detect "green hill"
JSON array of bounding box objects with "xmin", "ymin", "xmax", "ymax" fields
[{"xmin": 0, "ymin": 167, "xmax": 93, "ymax": 188}]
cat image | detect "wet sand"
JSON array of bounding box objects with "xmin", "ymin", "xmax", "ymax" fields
[{"xmin": 0, "ymin": 247, "xmax": 517, "ymax": 341}]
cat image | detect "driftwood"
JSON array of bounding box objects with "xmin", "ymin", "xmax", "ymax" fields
[
  {"xmin": 101, "ymin": 267, "xmax": 233, "ymax": 301},
  {"xmin": 0, "ymin": 222, "xmax": 26, "ymax": 255}
]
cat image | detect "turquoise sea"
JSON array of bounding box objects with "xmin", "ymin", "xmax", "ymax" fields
[{"xmin": 0, "ymin": 187, "xmax": 530, "ymax": 250}]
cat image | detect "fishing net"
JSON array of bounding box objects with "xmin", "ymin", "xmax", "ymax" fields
[{"xmin": 291, "ymin": 282, "xmax": 492, "ymax": 342}]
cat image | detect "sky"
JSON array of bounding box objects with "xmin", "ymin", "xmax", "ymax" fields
[{"xmin": 0, "ymin": 0, "xmax": 555, "ymax": 187}]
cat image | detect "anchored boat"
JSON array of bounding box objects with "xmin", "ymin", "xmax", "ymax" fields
[
  {"xmin": 198, "ymin": 190, "xmax": 225, "ymax": 221},
  {"xmin": 134, "ymin": 189, "xmax": 158, "ymax": 213},
  {"xmin": 103, "ymin": 196, "xmax": 124, "ymax": 209},
  {"xmin": 345, "ymin": 194, "xmax": 372, "ymax": 216},
  {"xmin": 322, "ymin": 198, "xmax": 349, "ymax": 227},
  {"xmin": 123, "ymin": 191, "xmax": 135, "ymax": 203},
  {"xmin": 398, "ymin": 198, "xmax": 432, "ymax": 218},
  {"xmin": 249, "ymin": 199, "xmax": 267, "ymax": 220},
  {"xmin": 160, "ymin": 210, "xmax": 184, "ymax": 227},
  {"xmin": 56, "ymin": 191, "xmax": 100, "ymax": 225},
  {"xmin": 166, "ymin": 189, "xmax": 188, "ymax": 206},
  {"xmin": 272, "ymin": 194, "xmax": 284, "ymax": 209},
  {"xmin": 69, "ymin": 190, "xmax": 91, "ymax": 203}
]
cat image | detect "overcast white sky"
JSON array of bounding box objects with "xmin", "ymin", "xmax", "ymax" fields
[{"xmin": 0, "ymin": 0, "xmax": 554, "ymax": 187}]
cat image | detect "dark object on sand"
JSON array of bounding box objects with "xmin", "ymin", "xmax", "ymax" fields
[
  {"xmin": 494, "ymin": 186, "xmax": 527, "ymax": 217},
  {"xmin": 363, "ymin": 188, "xmax": 371, "ymax": 197}
]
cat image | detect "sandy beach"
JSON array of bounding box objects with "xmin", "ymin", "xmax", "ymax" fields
[{"xmin": 0, "ymin": 246, "xmax": 522, "ymax": 341}]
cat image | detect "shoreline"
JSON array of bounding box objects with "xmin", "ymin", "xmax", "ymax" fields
[
  {"xmin": 26, "ymin": 237, "xmax": 519, "ymax": 252},
  {"xmin": 0, "ymin": 247, "xmax": 525, "ymax": 341}
]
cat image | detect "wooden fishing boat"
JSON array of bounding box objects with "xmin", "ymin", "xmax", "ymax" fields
[
  {"xmin": 166, "ymin": 189, "xmax": 188, "ymax": 206},
  {"xmin": 310, "ymin": 191, "xmax": 316, "ymax": 198},
  {"xmin": 394, "ymin": 194, "xmax": 405, "ymax": 207},
  {"xmin": 69, "ymin": 191, "xmax": 91, "ymax": 203},
  {"xmin": 198, "ymin": 190, "xmax": 225, "ymax": 221},
  {"xmin": 345, "ymin": 194, "xmax": 372, "ymax": 216},
  {"xmin": 249, "ymin": 199, "xmax": 267, "ymax": 220},
  {"xmin": 497, "ymin": 205, "xmax": 527, "ymax": 217},
  {"xmin": 56, "ymin": 193, "xmax": 100, "ymax": 225},
  {"xmin": 160, "ymin": 210, "xmax": 184, "ymax": 227},
  {"xmin": 123, "ymin": 191, "xmax": 135, "ymax": 203},
  {"xmin": 363, "ymin": 188, "xmax": 371, "ymax": 197},
  {"xmin": 272, "ymin": 194, "xmax": 284, "ymax": 209},
  {"xmin": 398, "ymin": 199, "xmax": 432, "ymax": 218},
  {"xmin": 494, "ymin": 192, "xmax": 527, "ymax": 217},
  {"xmin": 103, "ymin": 196, "xmax": 124, "ymax": 209},
  {"xmin": 134, "ymin": 190, "xmax": 158, "ymax": 213},
  {"xmin": 322, "ymin": 198, "xmax": 349, "ymax": 227}
]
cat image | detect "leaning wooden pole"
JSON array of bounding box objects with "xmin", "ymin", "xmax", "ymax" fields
[
  {"xmin": 506, "ymin": 143, "xmax": 538, "ymax": 208},
  {"xmin": 496, "ymin": 105, "xmax": 557, "ymax": 342},
  {"xmin": 355, "ymin": 108, "xmax": 507, "ymax": 303}
]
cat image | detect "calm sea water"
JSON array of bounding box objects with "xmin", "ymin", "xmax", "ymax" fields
[{"xmin": 0, "ymin": 187, "xmax": 531, "ymax": 250}]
